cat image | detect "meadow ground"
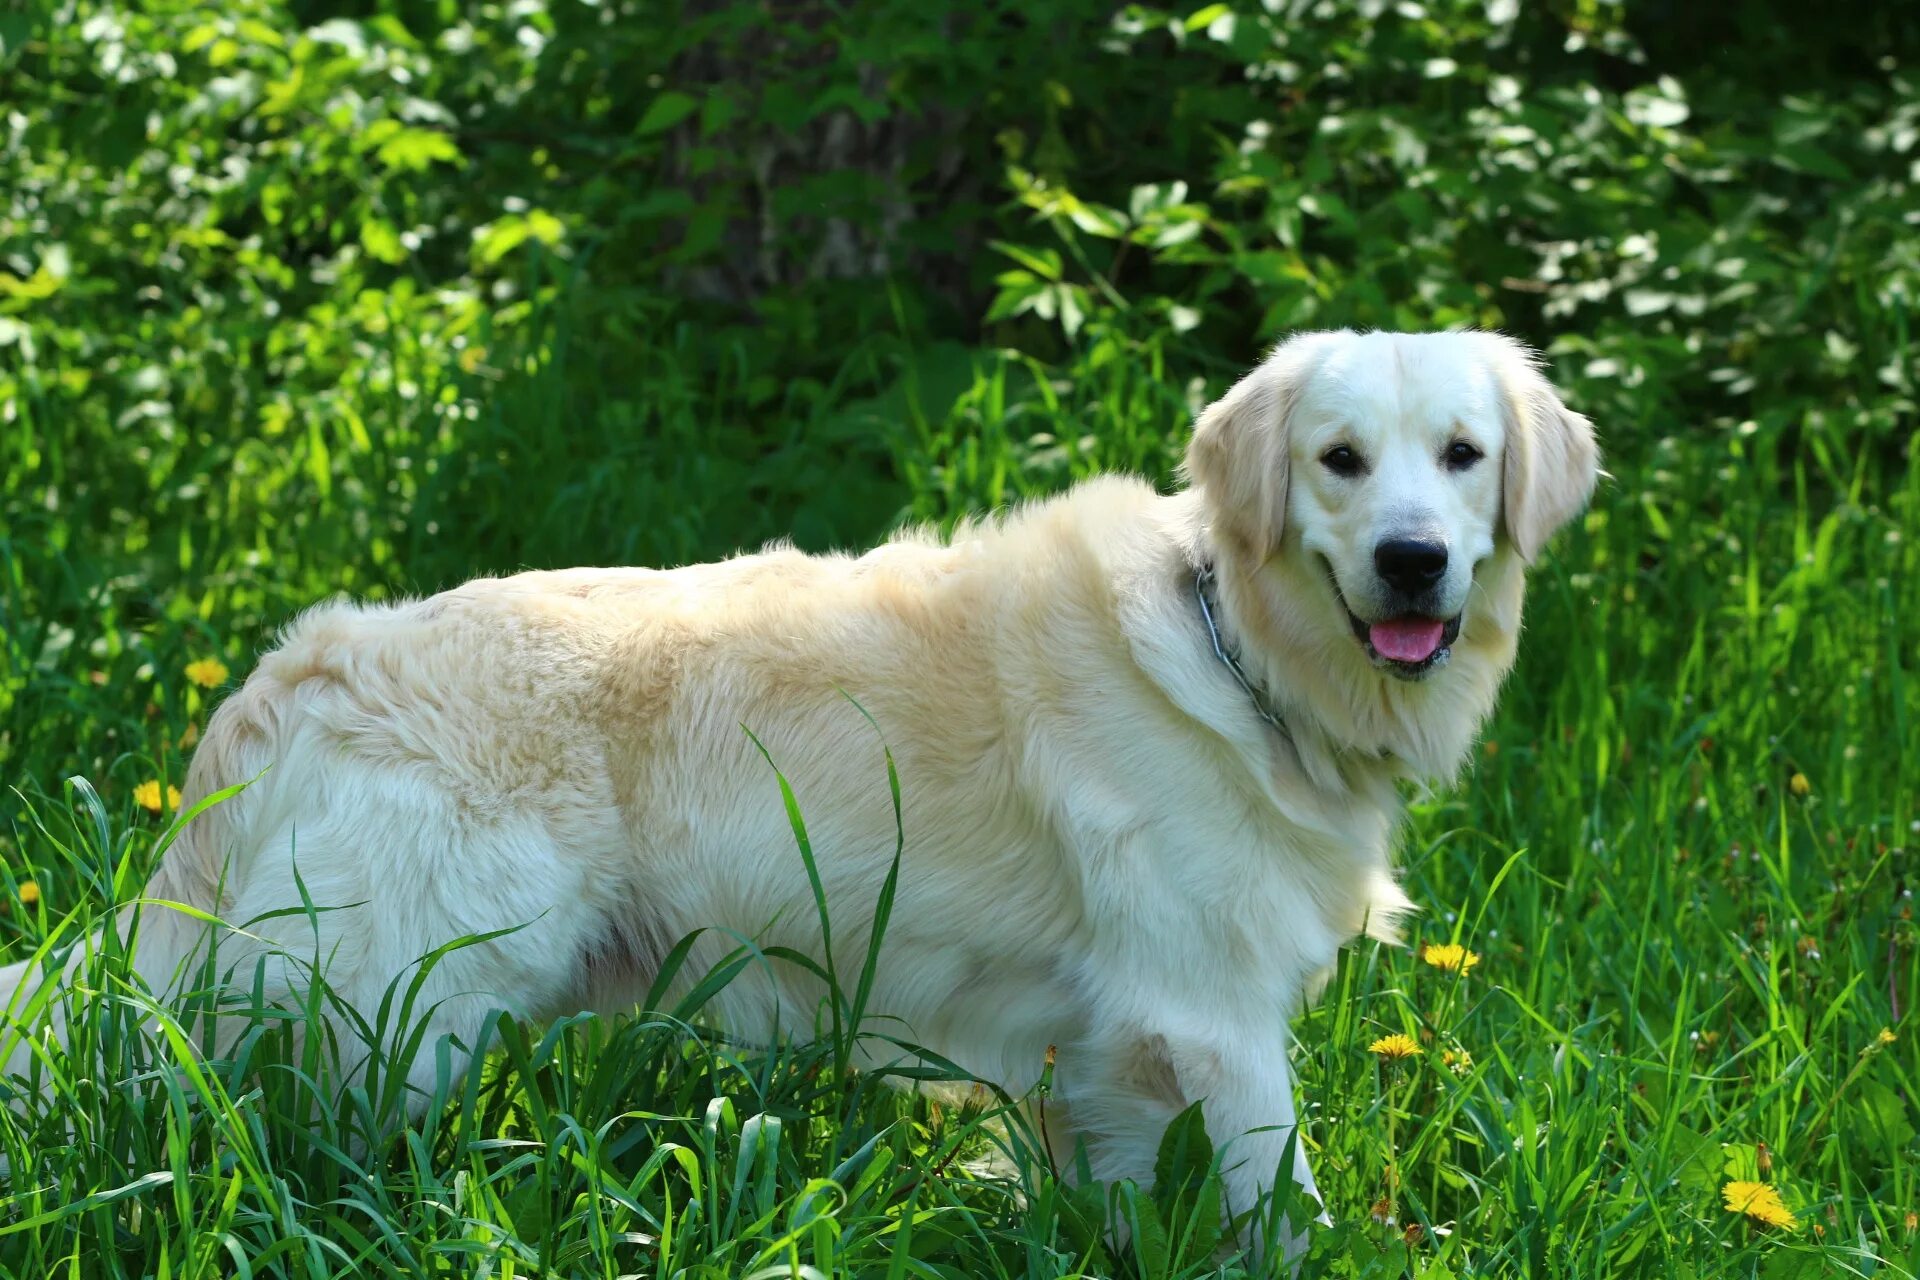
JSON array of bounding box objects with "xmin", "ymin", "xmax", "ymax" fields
[
  {"xmin": 3, "ymin": 2, "xmax": 1918, "ymax": 1276},
  {"xmin": 3, "ymin": 312, "xmax": 1915, "ymax": 1279}
]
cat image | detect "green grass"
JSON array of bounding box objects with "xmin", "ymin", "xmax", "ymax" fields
[{"xmin": 1, "ymin": 292, "xmax": 1915, "ymax": 1277}]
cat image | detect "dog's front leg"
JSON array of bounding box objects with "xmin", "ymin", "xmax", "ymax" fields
[
  {"xmin": 1193, "ymin": 1030, "xmax": 1327, "ymax": 1263},
  {"xmin": 1072, "ymin": 1007, "xmax": 1325, "ymax": 1265}
]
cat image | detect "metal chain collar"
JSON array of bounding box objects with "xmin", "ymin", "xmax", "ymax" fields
[{"xmin": 1193, "ymin": 563, "xmax": 1291, "ymax": 741}]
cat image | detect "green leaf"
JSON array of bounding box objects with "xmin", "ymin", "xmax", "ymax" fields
[
  {"xmin": 1148, "ymin": 219, "xmax": 1203, "ymax": 248},
  {"xmin": 1152, "ymin": 1101, "xmax": 1214, "ymax": 1206},
  {"xmin": 1759, "ymin": 1250, "xmax": 1829, "ymax": 1280},
  {"xmin": 374, "ymin": 127, "xmax": 462, "ymax": 172},
  {"xmin": 306, "ymin": 18, "xmax": 368, "ymax": 55},
  {"xmin": 638, "ymin": 91, "xmax": 699, "ymax": 136},
  {"xmin": 1129, "ymin": 181, "xmax": 1188, "ymax": 221},
  {"xmin": 1774, "ymin": 144, "xmax": 1852, "ymax": 181},
  {"xmin": 1066, "ymin": 201, "xmax": 1128, "ymax": 239},
  {"xmin": 1668, "ymin": 1125, "xmax": 1721, "ymax": 1198},
  {"xmin": 1150, "ymin": 1102, "xmax": 1222, "ymax": 1264},
  {"xmin": 1184, "ymin": 3, "xmax": 1233, "ymax": 32},
  {"xmin": 1121, "ymin": 1186, "xmax": 1170, "ymax": 1277},
  {"xmin": 524, "ymin": 210, "xmax": 565, "ymax": 248},
  {"xmin": 1853, "ymin": 1081, "xmax": 1916, "ymax": 1157},
  {"xmin": 359, "ymin": 217, "xmax": 405, "ymax": 264},
  {"xmin": 989, "ymin": 241, "xmax": 1062, "ymax": 281},
  {"xmin": 984, "ymin": 274, "xmax": 1045, "ymax": 323},
  {"xmin": 1053, "ymin": 1179, "xmax": 1111, "ymax": 1266},
  {"xmin": 473, "ymin": 211, "xmax": 565, "ymax": 266},
  {"xmin": 700, "ymin": 90, "xmax": 737, "ymax": 138}
]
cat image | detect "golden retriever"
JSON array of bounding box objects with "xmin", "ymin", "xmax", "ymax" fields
[{"xmin": 2, "ymin": 328, "xmax": 1598, "ymax": 1257}]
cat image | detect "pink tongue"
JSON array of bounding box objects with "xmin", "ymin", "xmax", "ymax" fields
[{"xmin": 1370, "ymin": 618, "xmax": 1445, "ymax": 663}]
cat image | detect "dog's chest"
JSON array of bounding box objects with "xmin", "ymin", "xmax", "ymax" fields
[{"xmin": 1056, "ymin": 756, "xmax": 1398, "ymax": 1000}]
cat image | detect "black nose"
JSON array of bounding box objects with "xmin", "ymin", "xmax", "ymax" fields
[{"xmin": 1374, "ymin": 538, "xmax": 1448, "ymax": 594}]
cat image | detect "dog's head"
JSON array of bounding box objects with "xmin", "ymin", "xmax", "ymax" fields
[{"xmin": 1185, "ymin": 329, "xmax": 1598, "ymax": 686}]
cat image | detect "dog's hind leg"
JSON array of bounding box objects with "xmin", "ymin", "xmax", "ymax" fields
[{"xmin": 187, "ymin": 751, "xmax": 623, "ymax": 1127}]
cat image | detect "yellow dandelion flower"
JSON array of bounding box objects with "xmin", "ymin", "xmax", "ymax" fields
[
  {"xmin": 1441, "ymin": 1048, "xmax": 1473, "ymax": 1075},
  {"xmin": 1722, "ymin": 1180, "xmax": 1797, "ymax": 1230},
  {"xmin": 185, "ymin": 658, "xmax": 229, "ymax": 689},
  {"xmin": 17, "ymin": 880, "xmax": 40, "ymax": 906},
  {"xmin": 133, "ymin": 780, "xmax": 182, "ymax": 814},
  {"xmin": 1788, "ymin": 772, "xmax": 1811, "ymax": 798},
  {"xmin": 1422, "ymin": 942, "xmax": 1481, "ymax": 974},
  {"xmin": 1877, "ymin": 1027, "xmax": 1897, "ymax": 1046},
  {"xmin": 1368, "ymin": 1033, "xmax": 1420, "ymax": 1061}
]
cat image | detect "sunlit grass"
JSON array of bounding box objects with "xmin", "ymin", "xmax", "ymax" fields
[{"xmin": 3, "ymin": 287, "xmax": 1917, "ymax": 1277}]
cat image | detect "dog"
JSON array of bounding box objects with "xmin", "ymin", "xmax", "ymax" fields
[{"xmin": 1, "ymin": 328, "xmax": 1597, "ymax": 1257}]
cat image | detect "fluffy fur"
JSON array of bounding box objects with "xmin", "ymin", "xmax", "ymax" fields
[{"xmin": 1, "ymin": 329, "xmax": 1598, "ymax": 1257}]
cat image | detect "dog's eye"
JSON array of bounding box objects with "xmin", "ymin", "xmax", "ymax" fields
[
  {"xmin": 1445, "ymin": 440, "xmax": 1483, "ymax": 471},
  {"xmin": 1321, "ymin": 445, "xmax": 1364, "ymax": 477}
]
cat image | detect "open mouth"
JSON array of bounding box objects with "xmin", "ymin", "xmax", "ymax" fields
[
  {"xmin": 1319, "ymin": 557, "xmax": 1463, "ymax": 679},
  {"xmin": 1346, "ymin": 609, "xmax": 1462, "ymax": 677}
]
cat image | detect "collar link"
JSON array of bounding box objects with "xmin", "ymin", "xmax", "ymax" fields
[{"xmin": 1194, "ymin": 563, "xmax": 1291, "ymax": 741}]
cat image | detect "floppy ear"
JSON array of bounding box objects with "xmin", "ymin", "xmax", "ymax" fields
[
  {"xmin": 1182, "ymin": 334, "xmax": 1334, "ymax": 563},
  {"xmin": 1491, "ymin": 338, "xmax": 1600, "ymax": 562}
]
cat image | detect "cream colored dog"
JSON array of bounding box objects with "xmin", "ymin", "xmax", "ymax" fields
[{"xmin": 2, "ymin": 329, "xmax": 1597, "ymax": 1255}]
